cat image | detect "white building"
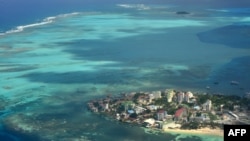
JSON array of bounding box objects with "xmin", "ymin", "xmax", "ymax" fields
[
  {"xmin": 228, "ymin": 111, "xmax": 239, "ymax": 120},
  {"xmin": 177, "ymin": 92, "xmax": 184, "ymax": 104},
  {"xmin": 184, "ymin": 91, "xmax": 193, "ymax": 103},
  {"xmin": 144, "ymin": 118, "xmax": 155, "ymax": 127},
  {"xmin": 134, "ymin": 106, "xmax": 146, "ymax": 114},
  {"xmin": 146, "ymin": 105, "xmax": 162, "ymax": 111},
  {"xmin": 152, "ymin": 91, "xmax": 162, "ymax": 99},
  {"xmin": 165, "ymin": 89, "xmax": 175, "ymax": 102},
  {"xmin": 203, "ymin": 100, "xmax": 212, "ymax": 111}
]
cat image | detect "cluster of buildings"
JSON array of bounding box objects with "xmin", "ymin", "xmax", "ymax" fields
[
  {"xmin": 87, "ymin": 89, "xmax": 221, "ymax": 129},
  {"xmin": 164, "ymin": 89, "xmax": 194, "ymax": 104}
]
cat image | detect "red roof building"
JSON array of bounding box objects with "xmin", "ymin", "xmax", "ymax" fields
[{"xmin": 174, "ymin": 108, "xmax": 187, "ymax": 121}]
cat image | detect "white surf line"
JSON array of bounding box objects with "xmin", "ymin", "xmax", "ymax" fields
[{"xmin": 0, "ymin": 12, "xmax": 80, "ymax": 36}]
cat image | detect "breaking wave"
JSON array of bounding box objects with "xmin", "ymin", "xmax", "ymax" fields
[
  {"xmin": 0, "ymin": 12, "xmax": 79, "ymax": 36},
  {"xmin": 117, "ymin": 4, "xmax": 150, "ymax": 10}
]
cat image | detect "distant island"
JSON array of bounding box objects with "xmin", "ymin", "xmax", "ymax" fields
[
  {"xmin": 176, "ymin": 11, "xmax": 190, "ymax": 15},
  {"xmin": 87, "ymin": 89, "xmax": 250, "ymax": 136}
]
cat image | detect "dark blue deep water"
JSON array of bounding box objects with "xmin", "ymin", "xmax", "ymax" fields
[{"xmin": 1, "ymin": 0, "xmax": 250, "ymax": 32}]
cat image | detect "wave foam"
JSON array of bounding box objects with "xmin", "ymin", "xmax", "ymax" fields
[
  {"xmin": 117, "ymin": 4, "xmax": 150, "ymax": 10},
  {"xmin": 0, "ymin": 12, "xmax": 80, "ymax": 36},
  {"xmin": 207, "ymin": 9, "xmax": 229, "ymax": 12}
]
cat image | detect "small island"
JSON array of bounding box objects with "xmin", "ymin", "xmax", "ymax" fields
[
  {"xmin": 87, "ymin": 89, "xmax": 250, "ymax": 136},
  {"xmin": 176, "ymin": 11, "xmax": 190, "ymax": 15}
]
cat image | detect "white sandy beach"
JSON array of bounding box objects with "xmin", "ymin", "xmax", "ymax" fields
[
  {"xmin": 163, "ymin": 123, "xmax": 223, "ymax": 137},
  {"xmin": 165, "ymin": 128, "xmax": 223, "ymax": 137}
]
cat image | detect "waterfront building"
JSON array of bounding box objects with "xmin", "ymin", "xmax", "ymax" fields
[{"xmin": 143, "ymin": 118, "xmax": 155, "ymax": 127}]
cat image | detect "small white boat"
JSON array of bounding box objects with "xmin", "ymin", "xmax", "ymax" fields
[{"xmin": 230, "ymin": 81, "xmax": 239, "ymax": 85}]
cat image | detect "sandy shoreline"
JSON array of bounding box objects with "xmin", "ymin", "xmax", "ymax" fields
[{"xmin": 163, "ymin": 127, "xmax": 224, "ymax": 137}]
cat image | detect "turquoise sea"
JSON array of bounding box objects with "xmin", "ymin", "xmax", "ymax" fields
[{"xmin": 1, "ymin": 0, "xmax": 250, "ymax": 140}]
